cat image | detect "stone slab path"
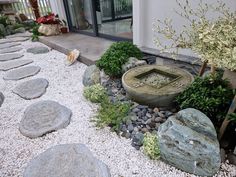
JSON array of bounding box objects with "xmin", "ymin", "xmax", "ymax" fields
[
  {"xmin": 0, "ymin": 46, "xmax": 23, "ymax": 54},
  {"xmin": 0, "ymin": 42, "xmax": 20, "ymax": 49},
  {"xmin": 0, "ymin": 34, "xmax": 235, "ymax": 177},
  {"xmin": 4, "ymin": 66, "xmax": 41, "ymax": 80},
  {"xmin": 0, "ymin": 59, "xmax": 33, "ymax": 71},
  {"xmin": 27, "ymin": 46, "xmax": 49, "ymax": 54},
  {"xmin": 0, "ymin": 53, "xmax": 24, "ymax": 61},
  {"xmin": 23, "ymin": 144, "xmax": 110, "ymax": 177},
  {"xmin": 20, "ymin": 100, "xmax": 72, "ymax": 138},
  {"xmin": 12, "ymin": 78, "xmax": 48, "ymax": 99}
]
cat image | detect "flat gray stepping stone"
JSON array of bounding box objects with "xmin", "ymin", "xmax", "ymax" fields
[
  {"xmin": 4, "ymin": 66, "xmax": 40, "ymax": 80},
  {"xmin": 27, "ymin": 47, "xmax": 49, "ymax": 54},
  {"xmin": 23, "ymin": 144, "xmax": 111, "ymax": 177},
  {"xmin": 6, "ymin": 32, "xmax": 31, "ymax": 39},
  {"xmin": 0, "ymin": 59, "xmax": 33, "ymax": 71},
  {"xmin": 0, "ymin": 92, "xmax": 4, "ymax": 107},
  {"xmin": 0, "ymin": 37, "xmax": 29, "ymax": 44},
  {"xmin": 0, "ymin": 53, "xmax": 24, "ymax": 61},
  {"xmin": 19, "ymin": 100, "xmax": 72, "ymax": 138},
  {"xmin": 0, "ymin": 46, "xmax": 23, "ymax": 54},
  {"xmin": 0, "ymin": 43, "xmax": 20, "ymax": 49},
  {"xmin": 13, "ymin": 78, "xmax": 48, "ymax": 99}
]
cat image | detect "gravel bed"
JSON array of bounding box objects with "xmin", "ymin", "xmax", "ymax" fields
[{"xmin": 0, "ymin": 40, "xmax": 236, "ymax": 177}]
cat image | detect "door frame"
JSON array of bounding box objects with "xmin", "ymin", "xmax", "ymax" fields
[{"xmin": 63, "ymin": 0, "xmax": 132, "ymax": 41}]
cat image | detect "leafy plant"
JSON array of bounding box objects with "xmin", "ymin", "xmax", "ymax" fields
[
  {"xmin": 143, "ymin": 133, "xmax": 160, "ymax": 160},
  {"xmin": 228, "ymin": 113, "xmax": 236, "ymax": 122},
  {"xmin": 176, "ymin": 74, "xmax": 234, "ymax": 120},
  {"xmin": 83, "ymin": 84, "xmax": 108, "ymax": 103},
  {"xmin": 96, "ymin": 42, "xmax": 143, "ymax": 77},
  {"xmin": 12, "ymin": 23, "xmax": 25, "ymax": 30},
  {"xmin": 0, "ymin": 15, "xmax": 9, "ymax": 27},
  {"xmin": 31, "ymin": 24, "xmax": 41, "ymax": 41},
  {"xmin": 95, "ymin": 101, "xmax": 131, "ymax": 132},
  {"xmin": 153, "ymin": 0, "xmax": 236, "ymax": 71}
]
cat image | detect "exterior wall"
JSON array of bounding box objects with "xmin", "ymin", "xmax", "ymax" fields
[{"xmin": 133, "ymin": 0, "xmax": 236, "ymax": 56}]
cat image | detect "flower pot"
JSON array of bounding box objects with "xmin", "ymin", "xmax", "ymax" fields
[
  {"xmin": 61, "ymin": 27, "xmax": 68, "ymax": 33},
  {"xmin": 38, "ymin": 24, "xmax": 61, "ymax": 36},
  {"xmin": 223, "ymin": 69, "xmax": 236, "ymax": 89}
]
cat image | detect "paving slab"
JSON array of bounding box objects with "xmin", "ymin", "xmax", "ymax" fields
[
  {"xmin": 0, "ymin": 59, "xmax": 33, "ymax": 71},
  {"xmin": 23, "ymin": 144, "xmax": 111, "ymax": 177},
  {"xmin": 13, "ymin": 78, "xmax": 48, "ymax": 99},
  {"xmin": 27, "ymin": 46, "xmax": 49, "ymax": 54},
  {"xmin": 0, "ymin": 53, "xmax": 24, "ymax": 61},
  {"xmin": 19, "ymin": 100, "xmax": 72, "ymax": 138},
  {"xmin": 0, "ymin": 43, "xmax": 20, "ymax": 49},
  {"xmin": 0, "ymin": 47, "xmax": 23, "ymax": 54},
  {"xmin": 4, "ymin": 66, "xmax": 40, "ymax": 80}
]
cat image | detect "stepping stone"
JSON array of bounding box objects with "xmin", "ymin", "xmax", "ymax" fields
[
  {"xmin": 27, "ymin": 47, "xmax": 49, "ymax": 54},
  {"xmin": 19, "ymin": 100, "xmax": 72, "ymax": 138},
  {"xmin": 0, "ymin": 46, "xmax": 23, "ymax": 54},
  {"xmin": 0, "ymin": 59, "xmax": 33, "ymax": 71},
  {"xmin": 13, "ymin": 78, "xmax": 48, "ymax": 100},
  {"xmin": 0, "ymin": 53, "xmax": 24, "ymax": 61},
  {"xmin": 0, "ymin": 92, "xmax": 4, "ymax": 107},
  {"xmin": 6, "ymin": 32, "xmax": 31, "ymax": 39},
  {"xmin": 4, "ymin": 66, "xmax": 40, "ymax": 80},
  {"xmin": 23, "ymin": 144, "xmax": 111, "ymax": 177},
  {"xmin": 0, "ymin": 37, "xmax": 29, "ymax": 44},
  {"xmin": 0, "ymin": 43, "xmax": 20, "ymax": 49}
]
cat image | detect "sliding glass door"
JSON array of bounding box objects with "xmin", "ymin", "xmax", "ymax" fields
[{"xmin": 64, "ymin": 0, "xmax": 133, "ymax": 40}]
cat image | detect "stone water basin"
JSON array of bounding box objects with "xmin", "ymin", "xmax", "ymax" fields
[{"xmin": 122, "ymin": 65, "xmax": 194, "ymax": 107}]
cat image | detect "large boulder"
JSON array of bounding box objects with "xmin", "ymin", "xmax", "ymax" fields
[
  {"xmin": 158, "ymin": 108, "xmax": 221, "ymax": 176},
  {"xmin": 83, "ymin": 65, "xmax": 101, "ymax": 86},
  {"xmin": 23, "ymin": 144, "xmax": 111, "ymax": 177}
]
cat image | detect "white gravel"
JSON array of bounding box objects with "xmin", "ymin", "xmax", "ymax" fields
[{"xmin": 0, "ymin": 39, "xmax": 236, "ymax": 177}]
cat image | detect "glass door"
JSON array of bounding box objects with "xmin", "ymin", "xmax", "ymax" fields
[
  {"xmin": 98, "ymin": 0, "xmax": 133, "ymax": 39},
  {"xmin": 65, "ymin": 0, "xmax": 96, "ymax": 35}
]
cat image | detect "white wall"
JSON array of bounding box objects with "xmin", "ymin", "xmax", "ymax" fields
[{"xmin": 133, "ymin": 0, "xmax": 236, "ymax": 56}]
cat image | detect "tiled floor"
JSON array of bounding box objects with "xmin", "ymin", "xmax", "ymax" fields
[{"xmin": 39, "ymin": 33, "xmax": 114, "ymax": 65}]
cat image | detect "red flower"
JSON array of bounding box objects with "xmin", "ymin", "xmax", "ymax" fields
[{"xmin": 36, "ymin": 13, "xmax": 61, "ymax": 24}]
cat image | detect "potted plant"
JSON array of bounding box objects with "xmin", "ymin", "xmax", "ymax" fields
[
  {"xmin": 60, "ymin": 19, "xmax": 68, "ymax": 33},
  {"xmin": 153, "ymin": 0, "xmax": 236, "ymax": 87},
  {"xmin": 36, "ymin": 13, "xmax": 61, "ymax": 36}
]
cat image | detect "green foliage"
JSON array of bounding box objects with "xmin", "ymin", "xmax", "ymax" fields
[
  {"xmin": 12, "ymin": 23, "xmax": 24, "ymax": 30},
  {"xmin": 0, "ymin": 15, "xmax": 9, "ymax": 27},
  {"xmin": 96, "ymin": 42, "xmax": 143, "ymax": 77},
  {"xmin": 143, "ymin": 133, "xmax": 160, "ymax": 160},
  {"xmin": 83, "ymin": 84, "xmax": 108, "ymax": 103},
  {"xmin": 228, "ymin": 113, "xmax": 236, "ymax": 122},
  {"xmin": 31, "ymin": 24, "xmax": 41, "ymax": 41},
  {"xmin": 176, "ymin": 74, "xmax": 234, "ymax": 120},
  {"xmin": 95, "ymin": 101, "xmax": 131, "ymax": 132}
]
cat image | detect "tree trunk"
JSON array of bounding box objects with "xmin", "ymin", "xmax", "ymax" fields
[{"xmin": 29, "ymin": 0, "xmax": 40, "ymax": 19}]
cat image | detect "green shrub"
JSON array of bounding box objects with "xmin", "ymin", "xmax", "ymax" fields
[
  {"xmin": 95, "ymin": 101, "xmax": 131, "ymax": 132},
  {"xmin": 176, "ymin": 74, "xmax": 235, "ymax": 120},
  {"xmin": 83, "ymin": 84, "xmax": 108, "ymax": 103},
  {"xmin": 12, "ymin": 23, "xmax": 25, "ymax": 30},
  {"xmin": 143, "ymin": 133, "xmax": 160, "ymax": 160},
  {"xmin": 0, "ymin": 15, "xmax": 9, "ymax": 27},
  {"xmin": 96, "ymin": 41, "xmax": 143, "ymax": 77},
  {"xmin": 31, "ymin": 25, "xmax": 41, "ymax": 41}
]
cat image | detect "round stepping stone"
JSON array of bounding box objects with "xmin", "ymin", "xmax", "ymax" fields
[
  {"xmin": 0, "ymin": 53, "xmax": 24, "ymax": 61},
  {"xmin": 0, "ymin": 46, "xmax": 23, "ymax": 54},
  {"xmin": 27, "ymin": 47, "xmax": 49, "ymax": 54},
  {"xmin": 19, "ymin": 100, "xmax": 72, "ymax": 138},
  {"xmin": 13, "ymin": 78, "xmax": 48, "ymax": 100},
  {"xmin": 4, "ymin": 66, "xmax": 40, "ymax": 80},
  {"xmin": 0, "ymin": 92, "xmax": 4, "ymax": 107},
  {"xmin": 0, "ymin": 43, "xmax": 20, "ymax": 49},
  {"xmin": 23, "ymin": 144, "xmax": 111, "ymax": 177},
  {"xmin": 0, "ymin": 59, "xmax": 33, "ymax": 71}
]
